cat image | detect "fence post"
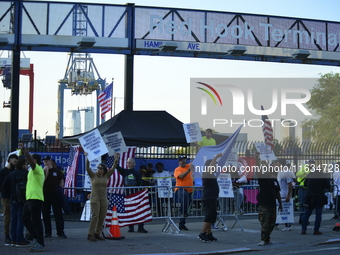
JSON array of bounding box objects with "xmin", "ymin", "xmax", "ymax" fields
[{"xmin": 294, "ymin": 148, "xmax": 298, "ymax": 168}]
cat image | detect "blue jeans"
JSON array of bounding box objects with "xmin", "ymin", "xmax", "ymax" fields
[
  {"xmin": 175, "ymin": 189, "xmax": 192, "ymax": 227},
  {"xmin": 302, "ymin": 197, "xmax": 323, "ymax": 232},
  {"xmin": 10, "ymin": 202, "xmax": 24, "ymax": 243},
  {"xmin": 298, "ymin": 187, "xmax": 307, "ymax": 221}
]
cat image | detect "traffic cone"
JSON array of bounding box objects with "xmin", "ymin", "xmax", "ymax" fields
[
  {"xmin": 333, "ymin": 223, "xmax": 340, "ymax": 231},
  {"xmin": 106, "ymin": 206, "xmax": 125, "ymax": 240}
]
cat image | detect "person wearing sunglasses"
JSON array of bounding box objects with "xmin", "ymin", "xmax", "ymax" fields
[{"xmin": 86, "ymin": 153, "xmax": 119, "ymax": 242}]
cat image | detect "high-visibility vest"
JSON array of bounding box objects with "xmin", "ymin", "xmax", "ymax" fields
[{"xmin": 296, "ymin": 164, "xmax": 310, "ymax": 187}]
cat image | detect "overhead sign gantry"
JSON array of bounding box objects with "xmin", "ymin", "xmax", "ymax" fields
[{"xmin": 1, "ymin": 0, "xmax": 340, "ymax": 149}]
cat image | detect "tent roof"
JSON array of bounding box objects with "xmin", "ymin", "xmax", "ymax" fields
[{"xmin": 62, "ymin": 110, "xmax": 188, "ymax": 147}]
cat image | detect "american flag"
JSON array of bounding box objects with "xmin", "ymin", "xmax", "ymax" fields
[
  {"xmin": 105, "ymin": 189, "xmax": 152, "ymax": 227},
  {"xmin": 64, "ymin": 145, "xmax": 80, "ymax": 197},
  {"xmin": 261, "ymin": 105, "xmax": 274, "ymax": 151},
  {"xmin": 98, "ymin": 82, "xmax": 113, "ymax": 119},
  {"xmin": 107, "ymin": 147, "xmax": 136, "ymax": 194}
]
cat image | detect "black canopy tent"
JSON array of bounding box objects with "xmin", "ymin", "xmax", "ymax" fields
[{"xmin": 62, "ymin": 110, "xmax": 188, "ymax": 147}]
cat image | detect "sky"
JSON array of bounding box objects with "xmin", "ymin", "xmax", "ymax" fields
[{"xmin": 1, "ymin": 0, "xmax": 340, "ymax": 141}]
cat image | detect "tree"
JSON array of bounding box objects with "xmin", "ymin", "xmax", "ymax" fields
[{"xmin": 302, "ymin": 72, "xmax": 340, "ymax": 143}]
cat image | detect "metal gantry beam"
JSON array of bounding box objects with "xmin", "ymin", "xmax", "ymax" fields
[{"xmin": 1, "ymin": 1, "xmax": 340, "ymax": 147}]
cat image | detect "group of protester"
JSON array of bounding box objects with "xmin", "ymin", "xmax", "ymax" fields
[
  {"xmin": 254, "ymin": 156, "xmax": 335, "ymax": 246},
  {"xmin": 2, "ymin": 129, "xmax": 339, "ymax": 250},
  {"xmin": 0, "ymin": 145, "xmax": 66, "ymax": 252},
  {"xmin": 173, "ymin": 128, "xmax": 338, "ymax": 245}
]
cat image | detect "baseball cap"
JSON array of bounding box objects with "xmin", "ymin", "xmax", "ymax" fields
[
  {"xmin": 42, "ymin": 155, "xmax": 53, "ymax": 161},
  {"xmin": 178, "ymin": 156, "xmax": 187, "ymax": 161}
]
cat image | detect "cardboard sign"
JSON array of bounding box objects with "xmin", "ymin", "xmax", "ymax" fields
[
  {"xmin": 217, "ymin": 173, "xmax": 234, "ymax": 198},
  {"xmin": 183, "ymin": 122, "xmax": 202, "ymax": 143},
  {"xmin": 84, "ymin": 157, "xmax": 101, "ymax": 189},
  {"xmin": 276, "ymin": 198, "xmax": 294, "ymax": 224},
  {"xmin": 254, "ymin": 142, "xmax": 276, "ymax": 161},
  {"xmin": 103, "ymin": 131, "xmax": 127, "ymax": 155},
  {"xmin": 156, "ymin": 178, "xmax": 173, "ymax": 198},
  {"xmin": 78, "ymin": 129, "xmax": 108, "ymax": 161},
  {"xmin": 80, "ymin": 200, "xmax": 91, "ymax": 221}
]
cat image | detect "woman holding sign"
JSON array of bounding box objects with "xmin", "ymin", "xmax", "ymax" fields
[{"xmin": 85, "ymin": 153, "xmax": 119, "ymax": 242}]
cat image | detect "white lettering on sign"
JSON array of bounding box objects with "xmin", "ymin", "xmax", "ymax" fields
[
  {"xmin": 150, "ymin": 15, "xmax": 192, "ymax": 36},
  {"xmin": 148, "ymin": 15, "xmax": 340, "ymax": 48}
]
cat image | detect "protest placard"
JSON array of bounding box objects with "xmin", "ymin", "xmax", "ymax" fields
[
  {"xmin": 103, "ymin": 131, "xmax": 127, "ymax": 155},
  {"xmin": 78, "ymin": 129, "xmax": 108, "ymax": 161},
  {"xmin": 183, "ymin": 122, "xmax": 202, "ymax": 143},
  {"xmin": 223, "ymin": 148, "xmax": 238, "ymax": 167},
  {"xmin": 84, "ymin": 157, "xmax": 101, "ymax": 189},
  {"xmin": 217, "ymin": 173, "xmax": 234, "ymax": 198},
  {"xmin": 254, "ymin": 142, "xmax": 276, "ymax": 161},
  {"xmin": 156, "ymin": 178, "xmax": 173, "ymax": 198},
  {"xmin": 276, "ymin": 198, "xmax": 294, "ymax": 224}
]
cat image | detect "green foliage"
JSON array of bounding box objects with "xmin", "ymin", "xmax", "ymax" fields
[{"xmin": 302, "ymin": 72, "xmax": 340, "ymax": 143}]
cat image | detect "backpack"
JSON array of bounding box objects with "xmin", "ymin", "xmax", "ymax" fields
[{"xmin": 15, "ymin": 176, "xmax": 26, "ymax": 204}]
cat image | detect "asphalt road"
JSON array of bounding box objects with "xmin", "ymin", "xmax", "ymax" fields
[{"xmin": 1, "ymin": 213, "xmax": 340, "ymax": 254}]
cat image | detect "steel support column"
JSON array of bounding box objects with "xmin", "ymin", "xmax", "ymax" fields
[
  {"xmin": 10, "ymin": 0, "xmax": 23, "ymax": 151},
  {"xmin": 124, "ymin": 3, "xmax": 135, "ymax": 111}
]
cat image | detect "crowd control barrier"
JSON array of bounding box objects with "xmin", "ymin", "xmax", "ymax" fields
[{"xmin": 60, "ymin": 184, "xmax": 339, "ymax": 234}]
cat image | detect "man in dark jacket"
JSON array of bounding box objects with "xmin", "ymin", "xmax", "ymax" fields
[
  {"xmin": 256, "ymin": 155, "xmax": 282, "ymax": 246},
  {"xmin": 42, "ymin": 156, "xmax": 67, "ymax": 238},
  {"xmin": 198, "ymin": 153, "xmax": 222, "ymax": 243},
  {"xmin": 116, "ymin": 157, "xmax": 147, "ymax": 233},
  {"xmin": 2, "ymin": 157, "xmax": 29, "ymax": 246},
  {"xmin": 0, "ymin": 153, "xmax": 19, "ymax": 245},
  {"xmin": 301, "ymin": 170, "xmax": 330, "ymax": 235}
]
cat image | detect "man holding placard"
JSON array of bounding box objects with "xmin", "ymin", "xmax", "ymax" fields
[
  {"xmin": 152, "ymin": 162, "xmax": 172, "ymax": 217},
  {"xmin": 116, "ymin": 157, "xmax": 147, "ymax": 233},
  {"xmin": 274, "ymin": 159, "xmax": 294, "ymax": 231}
]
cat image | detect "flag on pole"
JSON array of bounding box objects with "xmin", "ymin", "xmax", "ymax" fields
[
  {"xmin": 64, "ymin": 145, "xmax": 80, "ymax": 197},
  {"xmin": 192, "ymin": 125, "xmax": 243, "ymax": 186},
  {"xmin": 261, "ymin": 105, "xmax": 274, "ymax": 150},
  {"xmin": 105, "ymin": 189, "xmax": 152, "ymax": 227},
  {"xmin": 98, "ymin": 82, "xmax": 113, "ymax": 119}
]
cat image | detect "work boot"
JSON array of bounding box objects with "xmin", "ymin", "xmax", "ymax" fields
[
  {"xmin": 94, "ymin": 234, "xmax": 105, "ymax": 240},
  {"xmin": 207, "ymin": 233, "xmax": 217, "ymax": 241},
  {"xmin": 87, "ymin": 234, "xmax": 97, "ymax": 242}
]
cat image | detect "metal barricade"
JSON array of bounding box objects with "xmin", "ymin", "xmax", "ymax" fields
[
  {"xmin": 333, "ymin": 184, "xmax": 340, "ymax": 219},
  {"xmin": 60, "ymin": 181, "xmax": 340, "ymax": 234}
]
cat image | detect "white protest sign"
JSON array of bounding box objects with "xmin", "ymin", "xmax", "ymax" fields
[
  {"xmin": 80, "ymin": 200, "xmax": 91, "ymax": 221},
  {"xmin": 84, "ymin": 157, "xmax": 101, "ymax": 189},
  {"xmin": 183, "ymin": 122, "xmax": 202, "ymax": 143},
  {"xmin": 156, "ymin": 178, "xmax": 173, "ymax": 198},
  {"xmin": 254, "ymin": 142, "xmax": 276, "ymax": 161},
  {"xmin": 103, "ymin": 131, "xmax": 127, "ymax": 155},
  {"xmin": 78, "ymin": 129, "xmax": 108, "ymax": 161},
  {"xmin": 217, "ymin": 173, "xmax": 234, "ymax": 198},
  {"xmin": 276, "ymin": 198, "xmax": 294, "ymax": 224}
]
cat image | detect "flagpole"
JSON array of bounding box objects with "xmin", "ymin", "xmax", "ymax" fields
[{"xmin": 110, "ymin": 78, "xmax": 114, "ymax": 118}]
